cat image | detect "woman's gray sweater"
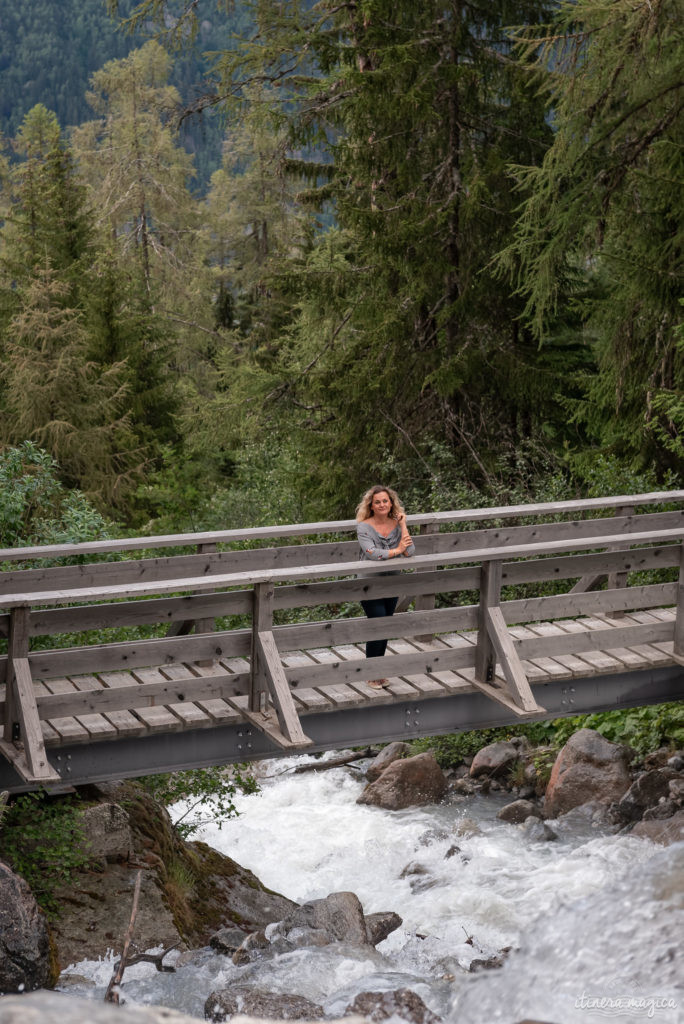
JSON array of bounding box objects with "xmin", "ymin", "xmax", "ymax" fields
[{"xmin": 356, "ymin": 520, "xmax": 416, "ymax": 562}]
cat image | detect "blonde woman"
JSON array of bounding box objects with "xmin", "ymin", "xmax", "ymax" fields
[{"xmin": 355, "ymin": 485, "xmax": 415, "ymax": 688}]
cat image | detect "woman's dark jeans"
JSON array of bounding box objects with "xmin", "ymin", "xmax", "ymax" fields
[{"xmin": 360, "ymin": 596, "xmax": 398, "ymax": 659}]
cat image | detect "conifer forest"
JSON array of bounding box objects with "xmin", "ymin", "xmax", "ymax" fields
[{"xmin": 0, "ymin": 0, "xmax": 682, "ymax": 543}]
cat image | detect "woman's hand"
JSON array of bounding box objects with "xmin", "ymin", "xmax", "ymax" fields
[{"xmin": 397, "ymin": 533, "xmax": 413, "ymax": 555}]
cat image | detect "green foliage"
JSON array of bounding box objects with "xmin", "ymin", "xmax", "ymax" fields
[
  {"xmin": 136, "ymin": 765, "xmax": 259, "ymax": 840},
  {"xmin": 0, "ymin": 792, "xmax": 91, "ymax": 917},
  {"xmin": 500, "ymin": 0, "xmax": 684, "ymax": 476},
  {"xmin": 0, "ymin": 441, "xmax": 112, "ymax": 548},
  {"xmin": 410, "ymin": 703, "xmax": 684, "ymax": 770}
]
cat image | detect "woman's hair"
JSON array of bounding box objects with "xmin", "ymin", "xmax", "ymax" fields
[{"xmin": 355, "ymin": 484, "xmax": 405, "ymax": 522}]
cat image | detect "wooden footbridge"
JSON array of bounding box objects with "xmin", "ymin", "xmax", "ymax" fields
[{"xmin": 1, "ymin": 492, "xmax": 683, "ymax": 792}]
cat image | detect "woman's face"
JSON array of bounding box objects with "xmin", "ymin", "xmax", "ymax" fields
[{"xmin": 371, "ymin": 491, "xmax": 392, "ymax": 516}]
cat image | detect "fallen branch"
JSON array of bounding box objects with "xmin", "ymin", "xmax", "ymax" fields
[
  {"xmin": 104, "ymin": 869, "xmax": 143, "ymax": 1004},
  {"xmin": 115, "ymin": 945, "xmax": 178, "ymax": 973},
  {"xmin": 291, "ymin": 748, "xmax": 380, "ymax": 774}
]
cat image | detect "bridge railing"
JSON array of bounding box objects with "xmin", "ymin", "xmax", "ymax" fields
[{"xmin": 1, "ymin": 494, "xmax": 683, "ymax": 783}]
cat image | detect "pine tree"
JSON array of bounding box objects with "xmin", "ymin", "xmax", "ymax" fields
[{"xmin": 498, "ymin": 0, "xmax": 684, "ymax": 476}]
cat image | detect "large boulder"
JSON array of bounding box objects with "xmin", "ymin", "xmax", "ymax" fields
[
  {"xmin": 497, "ymin": 800, "xmax": 542, "ymax": 824},
  {"xmin": 0, "ymin": 861, "xmax": 52, "ymax": 993},
  {"xmin": 205, "ymin": 987, "xmax": 324, "ymax": 1023},
  {"xmin": 365, "ymin": 911, "xmax": 403, "ymax": 946},
  {"xmin": 609, "ymin": 768, "xmax": 680, "ymax": 824},
  {"xmin": 366, "ymin": 742, "xmax": 412, "ymax": 782},
  {"xmin": 630, "ymin": 809, "xmax": 684, "ymax": 846},
  {"xmin": 357, "ymin": 752, "xmax": 447, "ymax": 810},
  {"xmin": 49, "ymin": 783, "xmax": 296, "ymax": 969},
  {"xmin": 269, "ymin": 891, "xmax": 371, "ymax": 947},
  {"xmin": 345, "ymin": 989, "xmax": 441, "ymax": 1024},
  {"xmin": 0, "ymin": 992, "xmax": 204, "ymax": 1024},
  {"xmin": 544, "ymin": 729, "xmax": 632, "ymax": 818},
  {"xmin": 469, "ymin": 741, "xmax": 519, "ymax": 779}
]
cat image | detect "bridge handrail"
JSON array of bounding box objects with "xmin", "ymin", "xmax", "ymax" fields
[
  {"xmin": 1, "ymin": 490, "xmax": 683, "ymax": 563},
  {"xmin": 1, "ymin": 523, "xmax": 683, "ymax": 609}
]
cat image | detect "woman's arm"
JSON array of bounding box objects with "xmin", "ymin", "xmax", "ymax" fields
[
  {"xmin": 357, "ymin": 522, "xmax": 408, "ymax": 559},
  {"xmin": 395, "ymin": 513, "xmax": 415, "ymax": 557}
]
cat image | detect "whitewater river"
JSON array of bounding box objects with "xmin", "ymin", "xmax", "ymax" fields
[{"xmin": 61, "ymin": 753, "xmax": 683, "ymax": 1024}]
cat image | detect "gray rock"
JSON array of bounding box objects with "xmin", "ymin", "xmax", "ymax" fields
[
  {"xmin": 357, "ymin": 752, "xmax": 447, "ymax": 810},
  {"xmin": 365, "ymin": 911, "xmax": 402, "ymax": 946},
  {"xmin": 468, "ymin": 947, "xmax": 511, "ymax": 971},
  {"xmin": 209, "ymin": 926, "xmax": 249, "ymax": 954},
  {"xmin": 667, "ymin": 754, "xmax": 684, "ymax": 771},
  {"xmin": 205, "ymin": 987, "xmax": 324, "ymax": 1023},
  {"xmin": 497, "ymin": 799, "xmax": 542, "ymax": 824},
  {"xmin": 609, "ymin": 768, "xmax": 679, "ymax": 824},
  {"xmin": 450, "ymin": 778, "xmax": 476, "ymax": 796},
  {"xmin": 231, "ymin": 930, "xmax": 270, "ymax": 965},
  {"xmin": 544, "ymin": 729, "xmax": 632, "ymax": 818},
  {"xmin": 641, "ymin": 800, "xmax": 678, "ymax": 821},
  {"xmin": 469, "ymin": 741, "xmax": 519, "ymax": 779},
  {"xmin": 522, "ymin": 817, "xmax": 557, "ymax": 842},
  {"xmin": 630, "ymin": 809, "xmax": 684, "ymax": 845},
  {"xmin": 345, "ymin": 988, "xmax": 441, "ymax": 1024},
  {"xmin": 668, "ymin": 777, "xmax": 684, "ymax": 803},
  {"xmin": 366, "ymin": 742, "xmax": 412, "ymax": 782},
  {"xmin": 270, "ymin": 891, "xmax": 371, "ymax": 948},
  {"xmin": 453, "ymin": 817, "xmax": 481, "ymax": 838},
  {"xmin": 0, "ymin": 991, "xmax": 203, "ymax": 1023},
  {"xmin": 77, "ymin": 803, "xmax": 134, "ymax": 863},
  {"xmin": 0, "ymin": 861, "xmax": 51, "ymax": 993}
]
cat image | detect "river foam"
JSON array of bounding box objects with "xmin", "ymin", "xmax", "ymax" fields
[{"xmin": 59, "ymin": 753, "xmax": 683, "ymax": 1023}]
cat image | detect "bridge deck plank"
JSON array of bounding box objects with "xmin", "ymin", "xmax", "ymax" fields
[
  {"xmin": 280, "ymin": 652, "xmax": 335, "ymax": 710},
  {"xmin": 42, "ymin": 678, "xmax": 92, "ymax": 743},
  {"xmin": 386, "ymin": 639, "xmax": 451, "ymax": 695},
  {"xmin": 303, "ymin": 648, "xmax": 388, "ymax": 704},
  {"xmin": 404, "ymin": 638, "xmax": 473, "ymax": 692},
  {"xmin": 161, "ymin": 663, "xmax": 241, "ymax": 724}
]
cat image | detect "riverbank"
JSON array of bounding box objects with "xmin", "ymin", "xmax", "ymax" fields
[{"xmin": 1, "ymin": 727, "xmax": 683, "ymax": 1023}]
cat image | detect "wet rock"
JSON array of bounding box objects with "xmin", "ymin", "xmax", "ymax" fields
[
  {"xmin": 450, "ymin": 778, "xmax": 476, "ymax": 796},
  {"xmin": 468, "ymin": 947, "xmax": 512, "ymax": 971},
  {"xmin": 642, "ymin": 800, "xmax": 678, "ymax": 821},
  {"xmin": 522, "ymin": 817, "xmax": 558, "ymax": 842},
  {"xmin": 444, "ymin": 844, "xmax": 461, "ymax": 860},
  {"xmin": 0, "ymin": 861, "xmax": 52, "ymax": 993},
  {"xmin": 77, "ymin": 802, "xmax": 134, "ymax": 864},
  {"xmin": 544, "ymin": 729, "xmax": 632, "ymax": 818},
  {"xmin": 205, "ymin": 987, "xmax": 324, "ymax": 1022},
  {"xmin": 497, "ymin": 799, "xmax": 542, "ymax": 824},
  {"xmin": 0, "ymin": 991, "xmax": 203, "ymax": 1023},
  {"xmin": 452, "ymin": 764, "xmax": 470, "ymax": 780},
  {"xmin": 609, "ymin": 768, "xmax": 679, "ymax": 824},
  {"xmin": 417, "ymin": 827, "xmax": 451, "ymax": 847},
  {"xmin": 232, "ymin": 929, "xmax": 270, "ymax": 965},
  {"xmin": 209, "ymin": 925, "xmax": 249, "ymax": 954},
  {"xmin": 399, "ymin": 862, "xmax": 430, "ymax": 879},
  {"xmin": 345, "ymin": 988, "xmax": 441, "ymax": 1024},
  {"xmin": 366, "ymin": 742, "xmax": 412, "ymax": 781},
  {"xmin": 365, "ymin": 911, "xmax": 402, "ymax": 945},
  {"xmin": 269, "ymin": 891, "xmax": 371, "ymax": 948},
  {"xmin": 667, "ymin": 753, "xmax": 684, "ymax": 771},
  {"xmin": 469, "ymin": 741, "xmax": 519, "ymax": 779},
  {"xmin": 357, "ymin": 752, "xmax": 447, "ymax": 810},
  {"xmin": 630, "ymin": 809, "xmax": 684, "ymax": 845},
  {"xmin": 453, "ymin": 817, "xmax": 481, "ymax": 838}
]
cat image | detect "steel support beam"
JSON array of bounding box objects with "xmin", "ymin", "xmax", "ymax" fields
[{"xmin": 0, "ymin": 664, "xmax": 682, "ymax": 793}]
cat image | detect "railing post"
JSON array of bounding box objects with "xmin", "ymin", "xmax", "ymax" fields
[
  {"xmin": 250, "ymin": 582, "xmax": 274, "ymax": 712},
  {"xmin": 3, "ymin": 605, "xmax": 30, "ymax": 742},
  {"xmin": 413, "ymin": 523, "xmax": 440, "ymax": 641},
  {"xmin": 607, "ymin": 504, "xmax": 634, "ymax": 618},
  {"xmin": 474, "ymin": 560, "xmax": 501, "ymax": 684},
  {"xmin": 674, "ymin": 543, "xmax": 684, "ymax": 660},
  {"xmin": 195, "ymin": 543, "xmax": 218, "ymax": 667}
]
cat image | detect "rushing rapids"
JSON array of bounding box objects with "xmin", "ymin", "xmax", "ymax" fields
[{"xmin": 59, "ymin": 753, "xmax": 683, "ymax": 1024}]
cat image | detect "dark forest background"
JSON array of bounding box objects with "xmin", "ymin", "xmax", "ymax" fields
[{"xmin": 0, "ymin": 0, "xmax": 681, "ymax": 547}]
